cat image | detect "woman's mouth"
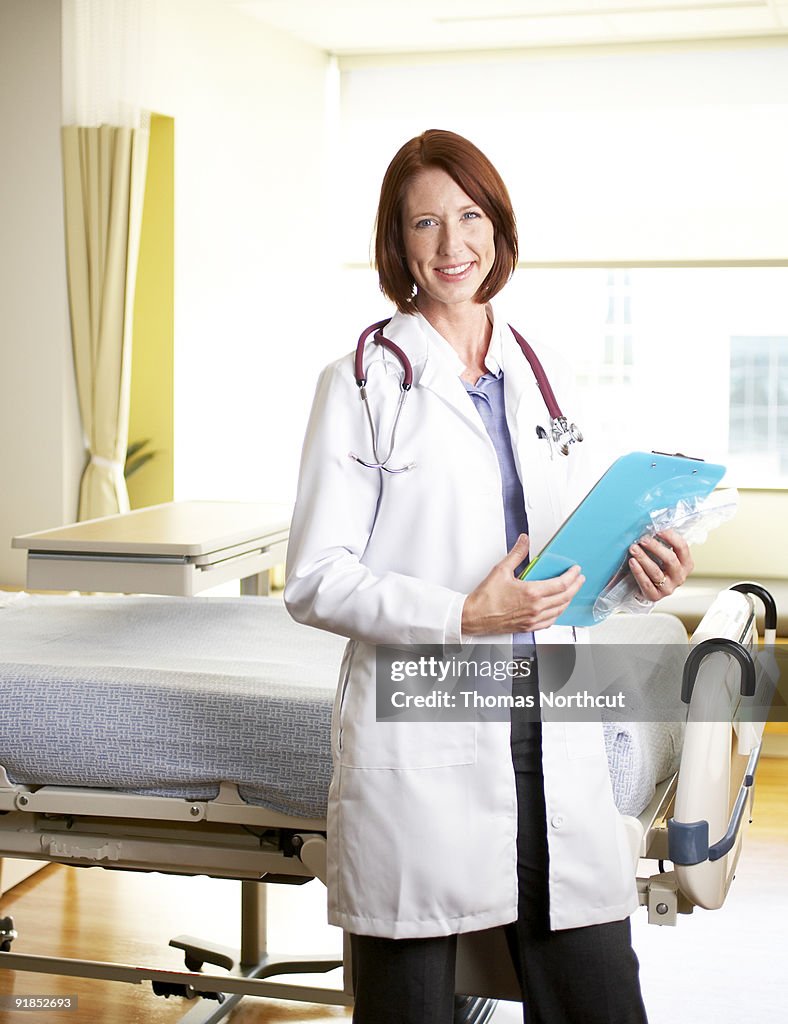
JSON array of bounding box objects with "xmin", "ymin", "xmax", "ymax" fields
[{"xmin": 435, "ymin": 261, "xmax": 474, "ymax": 280}]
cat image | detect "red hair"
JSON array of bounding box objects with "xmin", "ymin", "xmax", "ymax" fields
[{"xmin": 375, "ymin": 130, "xmax": 518, "ymax": 314}]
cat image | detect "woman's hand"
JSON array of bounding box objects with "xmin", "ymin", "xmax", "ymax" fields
[
  {"xmin": 461, "ymin": 534, "xmax": 585, "ymax": 635},
  {"xmin": 628, "ymin": 527, "xmax": 694, "ymax": 602}
]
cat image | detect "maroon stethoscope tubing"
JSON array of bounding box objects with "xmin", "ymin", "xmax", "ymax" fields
[
  {"xmin": 506, "ymin": 324, "xmax": 564, "ymax": 424},
  {"xmin": 354, "ymin": 319, "xmax": 413, "ymax": 391},
  {"xmin": 354, "ymin": 318, "xmax": 562, "ymax": 419}
]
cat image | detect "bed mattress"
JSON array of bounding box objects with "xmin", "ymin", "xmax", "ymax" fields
[
  {"xmin": 0, "ymin": 594, "xmax": 683, "ymax": 819},
  {"xmin": 0, "ymin": 593, "xmax": 342, "ymax": 819}
]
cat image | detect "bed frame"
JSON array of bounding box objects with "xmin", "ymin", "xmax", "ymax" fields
[
  {"xmin": 0, "ymin": 772, "xmax": 350, "ymax": 1020},
  {"xmin": 0, "ymin": 583, "xmax": 778, "ymax": 1023}
]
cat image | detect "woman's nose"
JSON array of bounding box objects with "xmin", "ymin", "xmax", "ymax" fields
[{"xmin": 438, "ymin": 222, "xmax": 462, "ymax": 255}]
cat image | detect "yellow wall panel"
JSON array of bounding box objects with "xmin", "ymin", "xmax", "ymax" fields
[{"xmin": 128, "ymin": 113, "xmax": 174, "ymax": 509}]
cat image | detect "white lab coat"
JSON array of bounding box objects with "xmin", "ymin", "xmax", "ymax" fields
[{"xmin": 285, "ymin": 307, "xmax": 638, "ymax": 939}]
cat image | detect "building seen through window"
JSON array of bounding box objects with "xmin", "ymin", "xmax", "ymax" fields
[
  {"xmin": 729, "ymin": 336, "xmax": 788, "ymax": 479},
  {"xmin": 496, "ymin": 267, "xmax": 788, "ymax": 487}
]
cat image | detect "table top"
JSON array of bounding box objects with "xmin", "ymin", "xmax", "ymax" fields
[{"xmin": 12, "ymin": 501, "xmax": 291, "ymax": 558}]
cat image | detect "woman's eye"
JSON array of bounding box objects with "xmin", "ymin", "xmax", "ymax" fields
[
  {"xmin": 415, "ymin": 218, "xmax": 437, "ymax": 229},
  {"xmin": 462, "ymin": 210, "xmax": 482, "ymax": 220}
]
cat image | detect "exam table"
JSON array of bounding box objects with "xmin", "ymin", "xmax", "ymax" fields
[{"xmin": 0, "ymin": 583, "xmax": 778, "ymax": 1022}]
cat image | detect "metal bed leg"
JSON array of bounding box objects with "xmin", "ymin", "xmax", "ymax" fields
[
  {"xmin": 168, "ymin": 881, "xmax": 268, "ymax": 976},
  {"xmin": 241, "ymin": 879, "xmax": 266, "ymax": 967},
  {"xmin": 165, "ymin": 884, "xmax": 269, "ymax": 1024},
  {"xmin": 163, "ymin": 880, "xmax": 345, "ymax": 1022}
]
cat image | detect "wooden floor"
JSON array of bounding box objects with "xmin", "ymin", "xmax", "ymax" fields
[
  {"xmin": 1, "ymin": 757, "xmax": 786, "ymax": 1024},
  {"xmin": 0, "ymin": 867, "xmax": 349, "ymax": 1024}
]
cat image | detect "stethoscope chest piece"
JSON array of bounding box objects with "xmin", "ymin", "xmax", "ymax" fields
[
  {"xmin": 508, "ymin": 325, "xmax": 583, "ymax": 458},
  {"xmin": 551, "ymin": 416, "xmax": 584, "ymax": 457}
]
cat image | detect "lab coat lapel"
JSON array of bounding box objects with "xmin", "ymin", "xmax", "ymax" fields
[
  {"xmin": 386, "ymin": 313, "xmax": 492, "ymax": 443},
  {"xmin": 416, "ymin": 358, "xmax": 493, "ymax": 442},
  {"xmin": 501, "ymin": 324, "xmax": 537, "ymax": 443},
  {"xmin": 501, "ymin": 325, "xmax": 562, "ymax": 554}
]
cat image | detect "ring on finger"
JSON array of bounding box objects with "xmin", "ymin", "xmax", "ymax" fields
[{"xmin": 655, "ymin": 575, "xmax": 667, "ymax": 589}]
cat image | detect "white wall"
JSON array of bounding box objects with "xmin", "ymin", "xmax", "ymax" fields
[
  {"xmin": 0, "ymin": 0, "xmax": 82, "ymax": 587},
  {"xmin": 147, "ymin": 1, "xmax": 332, "ymax": 505}
]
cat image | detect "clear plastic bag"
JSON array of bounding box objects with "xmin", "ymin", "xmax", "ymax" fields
[{"xmin": 592, "ymin": 488, "xmax": 739, "ymax": 623}]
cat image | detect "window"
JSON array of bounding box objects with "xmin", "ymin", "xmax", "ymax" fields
[
  {"xmin": 338, "ymin": 45, "xmax": 788, "ymax": 267},
  {"xmin": 493, "ymin": 267, "xmax": 788, "ymax": 487},
  {"xmin": 730, "ymin": 336, "xmax": 788, "ymax": 479},
  {"xmin": 337, "ymin": 44, "xmax": 788, "ymax": 486}
]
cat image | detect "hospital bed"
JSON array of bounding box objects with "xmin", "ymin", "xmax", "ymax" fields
[{"xmin": 0, "ymin": 583, "xmax": 778, "ymax": 1022}]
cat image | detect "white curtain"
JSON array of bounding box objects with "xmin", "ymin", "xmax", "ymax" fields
[
  {"xmin": 61, "ymin": 0, "xmax": 152, "ymax": 519},
  {"xmin": 62, "ymin": 124, "xmax": 148, "ymax": 519}
]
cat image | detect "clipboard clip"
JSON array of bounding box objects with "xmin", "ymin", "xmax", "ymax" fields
[{"xmin": 651, "ymin": 450, "xmax": 705, "ymax": 462}]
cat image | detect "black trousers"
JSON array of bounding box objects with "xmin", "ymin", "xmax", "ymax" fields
[{"xmin": 350, "ymin": 688, "xmax": 649, "ymax": 1024}]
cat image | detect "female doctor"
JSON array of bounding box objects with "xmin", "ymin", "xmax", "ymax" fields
[{"xmin": 285, "ymin": 130, "xmax": 692, "ymax": 1024}]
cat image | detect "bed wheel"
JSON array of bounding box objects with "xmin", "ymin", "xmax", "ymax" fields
[
  {"xmin": 152, "ymin": 981, "xmax": 197, "ymax": 1000},
  {"xmin": 151, "ymin": 981, "xmax": 224, "ymax": 1003},
  {"xmin": 454, "ymin": 994, "xmax": 498, "ymax": 1024},
  {"xmin": 0, "ymin": 916, "xmax": 17, "ymax": 952}
]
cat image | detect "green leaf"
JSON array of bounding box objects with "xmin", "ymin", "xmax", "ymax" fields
[{"xmin": 125, "ymin": 439, "xmax": 157, "ymax": 479}]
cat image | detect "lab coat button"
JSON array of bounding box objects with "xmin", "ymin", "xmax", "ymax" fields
[{"xmin": 551, "ymin": 814, "xmax": 565, "ymax": 829}]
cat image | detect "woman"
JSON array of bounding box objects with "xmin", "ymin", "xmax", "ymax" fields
[{"xmin": 285, "ymin": 129, "xmax": 692, "ymax": 1024}]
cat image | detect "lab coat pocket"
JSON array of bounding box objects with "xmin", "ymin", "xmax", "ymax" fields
[
  {"xmin": 340, "ymin": 719, "xmax": 478, "ymax": 770},
  {"xmin": 337, "ymin": 653, "xmax": 477, "ymax": 769},
  {"xmin": 332, "ymin": 642, "xmax": 356, "ymax": 762},
  {"xmin": 563, "ymin": 721, "xmax": 604, "ymax": 760}
]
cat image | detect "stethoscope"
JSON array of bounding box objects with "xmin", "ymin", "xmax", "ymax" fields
[{"xmin": 348, "ymin": 318, "xmax": 583, "ymax": 474}]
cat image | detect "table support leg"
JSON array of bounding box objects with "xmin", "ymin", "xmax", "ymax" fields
[{"xmin": 240, "ymin": 571, "xmax": 270, "ymax": 596}]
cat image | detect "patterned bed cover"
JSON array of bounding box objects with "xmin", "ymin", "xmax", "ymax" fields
[{"xmin": 0, "ymin": 594, "xmax": 684, "ymax": 819}]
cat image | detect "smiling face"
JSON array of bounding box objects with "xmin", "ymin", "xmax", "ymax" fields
[{"xmin": 401, "ymin": 166, "xmax": 496, "ymax": 319}]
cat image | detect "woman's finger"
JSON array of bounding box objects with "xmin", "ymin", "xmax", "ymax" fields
[
  {"xmin": 515, "ymin": 573, "xmax": 585, "ymax": 629},
  {"xmin": 635, "ymin": 531, "xmax": 694, "ymax": 591},
  {"xmin": 656, "ymin": 529, "xmax": 694, "ymax": 573},
  {"xmin": 629, "ymin": 541, "xmax": 665, "ymax": 583},
  {"xmin": 519, "ymin": 565, "xmax": 583, "ymax": 596},
  {"xmin": 629, "ymin": 555, "xmax": 671, "ymax": 598},
  {"xmin": 501, "ymin": 533, "xmax": 531, "ymax": 572},
  {"xmin": 638, "ymin": 534, "xmax": 678, "ymax": 567}
]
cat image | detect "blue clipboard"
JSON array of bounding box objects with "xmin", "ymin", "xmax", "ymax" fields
[{"xmin": 520, "ymin": 451, "xmax": 726, "ymax": 627}]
